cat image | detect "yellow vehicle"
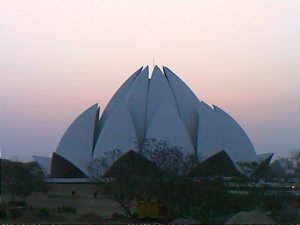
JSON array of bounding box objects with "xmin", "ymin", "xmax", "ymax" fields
[{"xmin": 137, "ymin": 201, "xmax": 171, "ymax": 220}]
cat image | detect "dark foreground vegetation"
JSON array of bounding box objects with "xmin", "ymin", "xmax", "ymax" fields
[
  {"xmin": 97, "ymin": 151, "xmax": 300, "ymax": 223},
  {"xmin": 1, "ymin": 148, "xmax": 300, "ymax": 223}
]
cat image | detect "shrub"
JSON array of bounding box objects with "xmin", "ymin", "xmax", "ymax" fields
[
  {"xmin": 35, "ymin": 208, "xmax": 50, "ymax": 219},
  {"xmin": 263, "ymin": 197, "xmax": 283, "ymax": 210},
  {"xmin": 14, "ymin": 212, "xmax": 40, "ymax": 223},
  {"xmin": 0, "ymin": 208, "xmax": 7, "ymax": 219},
  {"xmin": 58, "ymin": 206, "xmax": 77, "ymax": 213},
  {"xmin": 9, "ymin": 208, "xmax": 23, "ymax": 220},
  {"xmin": 112, "ymin": 212, "xmax": 129, "ymax": 221}
]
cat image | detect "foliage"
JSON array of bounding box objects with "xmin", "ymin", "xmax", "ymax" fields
[
  {"xmin": 89, "ymin": 139, "xmax": 287, "ymax": 220},
  {"xmin": 236, "ymin": 161, "xmax": 259, "ymax": 177},
  {"xmin": 9, "ymin": 208, "xmax": 24, "ymax": 220},
  {"xmin": 285, "ymin": 150, "xmax": 300, "ymax": 176},
  {"xmin": 103, "ymin": 175, "xmax": 136, "ymax": 218},
  {"xmin": 88, "ymin": 149, "xmax": 123, "ymax": 179},
  {"xmin": 2, "ymin": 160, "xmax": 34, "ymax": 200},
  {"xmin": 35, "ymin": 208, "xmax": 50, "ymax": 219},
  {"xmin": 28, "ymin": 162, "xmax": 49, "ymax": 194},
  {"xmin": 1, "ymin": 159, "xmax": 49, "ymax": 200},
  {"xmin": 141, "ymin": 138, "xmax": 198, "ymax": 176},
  {"xmin": 58, "ymin": 205, "xmax": 77, "ymax": 213},
  {"xmin": 266, "ymin": 149, "xmax": 300, "ymax": 179},
  {"xmin": 0, "ymin": 208, "xmax": 7, "ymax": 220},
  {"xmin": 92, "ymin": 139, "xmax": 201, "ymax": 217},
  {"xmin": 262, "ymin": 196, "xmax": 284, "ymax": 210},
  {"xmin": 187, "ymin": 178, "xmax": 232, "ymax": 222}
]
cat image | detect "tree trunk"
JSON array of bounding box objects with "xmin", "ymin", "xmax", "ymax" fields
[{"xmin": 117, "ymin": 200, "xmax": 133, "ymax": 218}]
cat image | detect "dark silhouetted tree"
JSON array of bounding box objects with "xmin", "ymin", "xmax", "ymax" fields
[{"xmin": 2, "ymin": 159, "xmax": 34, "ymax": 201}]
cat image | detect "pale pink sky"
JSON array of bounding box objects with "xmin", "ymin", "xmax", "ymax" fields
[{"xmin": 0, "ymin": 0, "xmax": 299, "ymax": 161}]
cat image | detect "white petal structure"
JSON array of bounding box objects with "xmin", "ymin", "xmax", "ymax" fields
[
  {"xmin": 93, "ymin": 102, "xmax": 139, "ymax": 162},
  {"xmin": 197, "ymin": 102, "xmax": 219, "ymax": 160},
  {"xmin": 197, "ymin": 102, "xmax": 257, "ymax": 162},
  {"xmin": 164, "ymin": 67, "xmax": 200, "ymax": 150},
  {"xmin": 213, "ymin": 105, "xmax": 257, "ymax": 161},
  {"xmin": 145, "ymin": 100, "xmax": 195, "ymax": 155},
  {"xmin": 33, "ymin": 155, "xmax": 51, "ymax": 177},
  {"xmin": 55, "ymin": 104, "xmax": 99, "ymax": 177},
  {"xmin": 96, "ymin": 67, "xmax": 142, "ymax": 137},
  {"xmin": 146, "ymin": 66, "xmax": 178, "ymax": 130},
  {"xmin": 35, "ymin": 65, "xmax": 273, "ymax": 179},
  {"xmin": 124, "ymin": 67, "xmax": 149, "ymax": 145}
]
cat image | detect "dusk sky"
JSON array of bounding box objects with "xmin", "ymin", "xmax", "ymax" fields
[{"xmin": 0, "ymin": 0, "xmax": 299, "ymax": 162}]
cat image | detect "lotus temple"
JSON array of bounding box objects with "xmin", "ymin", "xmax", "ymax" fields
[{"xmin": 33, "ymin": 66, "xmax": 273, "ymax": 181}]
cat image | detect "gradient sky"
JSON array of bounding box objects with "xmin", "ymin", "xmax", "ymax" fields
[{"xmin": 0, "ymin": 0, "xmax": 299, "ymax": 162}]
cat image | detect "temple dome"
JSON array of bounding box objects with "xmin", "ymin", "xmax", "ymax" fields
[{"xmin": 34, "ymin": 66, "xmax": 273, "ymax": 179}]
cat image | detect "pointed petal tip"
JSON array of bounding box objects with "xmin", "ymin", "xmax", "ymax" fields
[
  {"xmin": 162, "ymin": 66, "xmax": 168, "ymax": 74},
  {"xmin": 85, "ymin": 103, "xmax": 99, "ymax": 111},
  {"xmin": 136, "ymin": 66, "xmax": 149, "ymax": 79},
  {"xmin": 153, "ymin": 65, "xmax": 160, "ymax": 71},
  {"xmin": 162, "ymin": 66, "xmax": 171, "ymax": 72},
  {"xmin": 151, "ymin": 65, "xmax": 164, "ymax": 77},
  {"xmin": 142, "ymin": 65, "xmax": 149, "ymax": 72},
  {"xmin": 132, "ymin": 66, "xmax": 143, "ymax": 76},
  {"xmin": 200, "ymin": 101, "xmax": 214, "ymax": 110}
]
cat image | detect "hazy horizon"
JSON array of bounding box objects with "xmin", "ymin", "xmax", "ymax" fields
[{"xmin": 1, "ymin": 0, "xmax": 299, "ymax": 162}]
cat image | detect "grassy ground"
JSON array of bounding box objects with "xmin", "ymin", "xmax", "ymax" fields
[
  {"xmin": 1, "ymin": 183, "xmax": 127, "ymax": 220},
  {"xmin": 2, "ymin": 183, "xmax": 300, "ymax": 223},
  {"xmin": 34, "ymin": 193, "xmax": 124, "ymax": 216}
]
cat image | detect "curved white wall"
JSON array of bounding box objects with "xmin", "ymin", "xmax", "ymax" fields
[
  {"xmin": 197, "ymin": 101, "xmax": 256, "ymax": 162},
  {"xmin": 56, "ymin": 104, "xmax": 99, "ymax": 177},
  {"xmin": 164, "ymin": 66, "xmax": 200, "ymax": 150},
  {"xmin": 145, "ymin": 100, "xmax": 195, "ymax": 155},
  {"xmin": 146, "ymin": 66, "xmax": 178, "ymax": 130},
  {"xmin": 124, "ymin": 67, "xmax": 149, "ymax": 146},
  {"xmin": 97, "ymin": 67, "xmax": 142, "ymax": 136},
  {"xmin": 93, "ymin": 102, "xmax": 139, "ymax": 166}
]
